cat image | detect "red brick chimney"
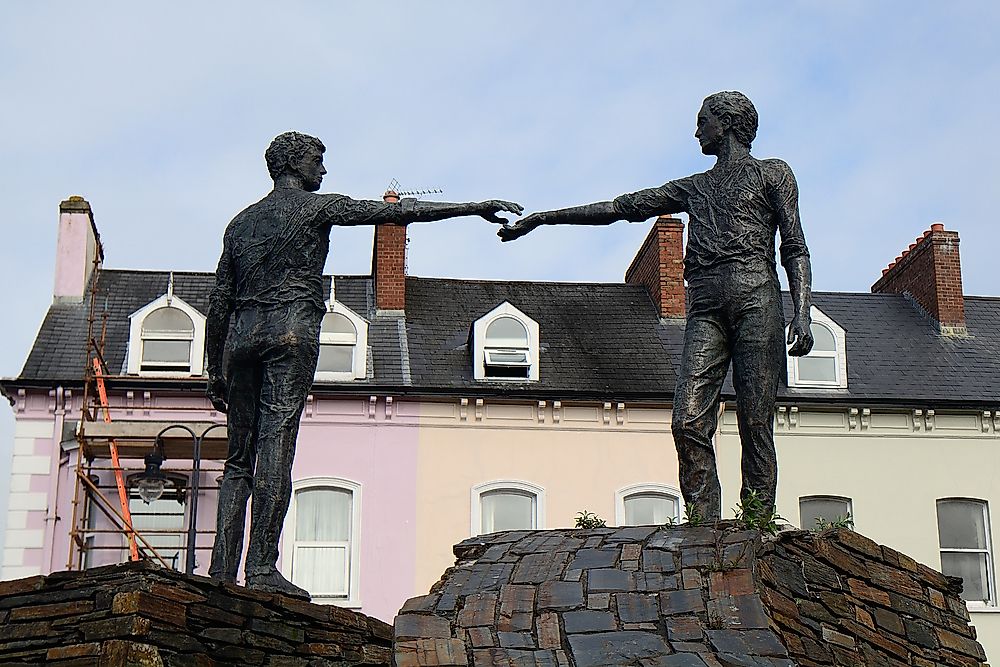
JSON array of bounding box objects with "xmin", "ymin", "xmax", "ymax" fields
[
  {"xmin": 625, "ymin": 215, "xmax": 685, "ymax": 319},
  {"xmin": 871, "ymin": 223, "xmax": 966, "ymax": 335},
  {"xmin": 372, "ymin": 191, "xmax": 407, "ymax": 312}
]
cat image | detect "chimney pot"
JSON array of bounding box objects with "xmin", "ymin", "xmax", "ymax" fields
[
  {"xmin": 931, "ymin": 223, "xmax": 945, "ymax": 232},
  {"xmin": 882, "ymin": 268, "xmax": 889, "ymax": 276}
]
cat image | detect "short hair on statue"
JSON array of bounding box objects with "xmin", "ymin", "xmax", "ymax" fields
[
  {"xmin": 264, "ymin": 132, "xmax": 326, "ymax": 181},
  {"xmin": 703, "ymin": 91, "xmax": 759, "ymax": 150}
]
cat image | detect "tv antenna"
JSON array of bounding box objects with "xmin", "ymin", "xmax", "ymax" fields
[{"xmin": 386, "ymin": 178, "xmax": 443, "ymax": 198}]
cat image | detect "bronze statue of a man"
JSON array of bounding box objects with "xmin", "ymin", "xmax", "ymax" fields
[
  {"xmin": 206, "ymin": 131, "xmax": 521, "ymax": 596},
  {"xmin": 500, "ymin": 91, "xmax": 813, "ymax": 519}
]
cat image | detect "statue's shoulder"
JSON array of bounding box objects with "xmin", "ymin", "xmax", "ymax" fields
[{"xmin": 756, "ymin": 156, "xmax": 795, "ymax": 176}]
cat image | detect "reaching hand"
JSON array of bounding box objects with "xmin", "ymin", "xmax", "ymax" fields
[
  {"xmin": 207, "ymin": 376, "xmax": 229, "ymax": 413},
  {"xmin": 478, "ymin": 200, "xmax": 524, "ymax": 224},
  {"xmin": 498, "ymin": 212, "xmax": 545, "ymax": 242},
  {"xmin": 786, "ymin": 316, "xmax": 814, "ymax": 356}
]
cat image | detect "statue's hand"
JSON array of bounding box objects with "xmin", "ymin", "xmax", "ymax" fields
[
  {"xmin": 207, "ymin": 376, "xmax": 229, "ymax": 413},
  {"xmin": 498, "ymin": 212, "xmax": 545, "ymax": 242},
  {"xmin": 786, "ymin": 315, "xmax": 814, "ymax": 357},
  {"xmin": 478, "ymin": 200, "xmax": 524, "ymax": 224}
]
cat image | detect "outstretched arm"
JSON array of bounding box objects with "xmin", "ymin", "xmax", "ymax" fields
[
  {"xmin": 205, "ymin": 228, "xmax": 236, "ymax": 412},
  {"xmin": 321, "ymin": 195, "xmax": 522, "ymax": 227},
  {"xmin": 497, "ymin": 181, "xmax": 687, "ymax": 242}
]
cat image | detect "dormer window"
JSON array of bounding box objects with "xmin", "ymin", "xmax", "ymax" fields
[
  {"xmin": 141, "ymin": 308, "xmax": 194, "ymax": 372},
  {"xmin": 127, "ymin": 292, "xmax": 206, "ymax": 377},
  {"xmin": 315, "ymin": 302, "xmax": 368, "ymax": 382},
  {"xmin": 473, "ymin": 303, "xmax": 539, "ymax": 382},
  {"xmin": 484, "ymin": 317, "xmax": 531, "ymax": 378},
  {"xmin": 787, "ymin": 306, "xmax": 847, "ymax": 389}
]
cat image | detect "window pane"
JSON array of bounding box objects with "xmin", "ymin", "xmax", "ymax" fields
[
  {"xmin": 800, "ymin": 497, "xmax": 852, "ymax": 529},
  {"xmin": 296, "ymin": 488, "xmax": 351, "ymax": 541},
  {"xmin": 292, "ymin": 545, "xmax": 347, "ymax": 596},
  {"xmin": 322, "ymin": 312, "xmax": 356, "ymax": 337},
  {"xmin": 941, "ymin": 552, "xmax": 990, "ymax": 602},
  {"xmin": 317, "ymin": 344, "xmax": 354, "ymax": 373},
  {"xmin": 810, "ymin": 324, "xmax": 836, "ymax": 352},
  {"xmin": 143, "ymin": 307, "xmax": 194, "ymax": 333},
  {"xmin": 938, "ymin": 500, "xmax": 988, "ymax": 549},
  {"xmin": 797, "ymin": 356, "xmax": 837, "ymax": 382},
  {"xmin": 624, "ymin": 493, "xmax": 677, "ymax": 526},
  {"xmin": 129, "ymin": 496, "xmax": 185, "ymax": 569},
  {"xmin": 481, "ymin": 491, "xmax": 534, "ymax": 533},
  {"xmin": 142, "ymin": 340, "xmax": 191, "ymax": 364},
  {"xmin": 485, "ymin": 317, "xmax": 528, "ymax": 346},
  {"xmin": 487, "ymin": 350, "xmax": 528, "ymax": 364}
]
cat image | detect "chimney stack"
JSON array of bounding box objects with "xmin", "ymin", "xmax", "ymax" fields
[
  {"xmin": 54, "ymin": 196, "xmax": 102, "ymax": 304},
  {"xmin": 871, "ymin": 223, "xmax": 966, "ymax": 335},
  {"xmin": 372, "ymin": 191, "xmax": 407, "ymax": 312},
  {"xmin": 625, "ymin": 216, "xmax": 685, "ymax": 319}
]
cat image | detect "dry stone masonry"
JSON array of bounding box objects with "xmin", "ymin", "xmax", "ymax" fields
[
  {"xmin": 394, "ymin": 524, "xmax": 987, "ymax": 666},
  {"xmin": 0, "ymin": 560, "xmax": 391, "ymax": 666}
]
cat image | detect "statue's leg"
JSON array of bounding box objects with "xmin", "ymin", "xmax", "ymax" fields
[
  {"xmin": 243, "ymin": 318, "xmax": 319, "ymax": 596},
  {"xmin": 730, "ymin": 284, "xmax": 784, "ymax": 513},
  {"xmin": 209, "ymin": 361, "xmax": 261, "ymax": 581},
  {"xmin": 671, "ymin": 311, "xmax": 730, "ymax": 521}
]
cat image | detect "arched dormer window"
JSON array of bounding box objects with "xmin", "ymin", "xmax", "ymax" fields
[
  {"xmin": 472, "ymin": 302, "xmax": 539, "ymax": 381},
  {"xmin": 127, "ymin": 293, "xmax": 206, "ymax": 376},
  {"xmin": 787, "ymin": 306, "xmax": 847, "ymax": 389},
  {"xmin": 315, "ymin": 302, "xmax": 368, "ymax": 382}
]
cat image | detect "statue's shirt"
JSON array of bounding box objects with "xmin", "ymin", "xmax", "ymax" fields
[
  {"xmin": 211, "ymin": 188, "xmax": 408, "ymax": 313},
  {"xmin": 613, "ymin": 156, "xmax": 808, "ymax": 280}
]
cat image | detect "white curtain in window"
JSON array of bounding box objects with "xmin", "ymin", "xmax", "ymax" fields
[
  {"xmin": 481, "ymin": 491, "xmax": 534, "ymax": 533},
  {"xmin": 292, "ymin": 488, "xmax": 352, "ymax": 596},
  {"xmin": 799, "ymin": 496, "xmax": 852, "ymax": 529},
  {"xmin": 937, "ymin": 499, "xmax": 993, "ymax": 603},
  {"xmin": 624, "ymin": 493, "xmax": 677, "ymax": 526}
]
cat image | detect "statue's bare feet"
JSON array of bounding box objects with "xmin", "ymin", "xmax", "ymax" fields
[{"xmin": 246, "ymin": 569, "xmax": 311, "ymax": 600}]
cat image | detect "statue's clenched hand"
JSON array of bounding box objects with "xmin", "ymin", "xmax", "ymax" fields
[
  {"xmin": 786, "ymin": 315, "xmax": 814, "ymax": 357},
  {"xmin": 477, "ymin": 200, "xmax": 523, "ymax": 224},
  {"xmin": 207, "ymin": 376, "xmax": 229, "ymax": 414}
]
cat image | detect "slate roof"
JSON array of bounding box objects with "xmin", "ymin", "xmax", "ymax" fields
[{"xmin": 8, "ymin": 269, "xmax": 1000, "ymax": 406}]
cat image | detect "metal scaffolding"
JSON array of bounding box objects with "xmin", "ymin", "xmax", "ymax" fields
[{"xmin": 66, "ymin": 246, "xmax": 227, "ymax": 573}]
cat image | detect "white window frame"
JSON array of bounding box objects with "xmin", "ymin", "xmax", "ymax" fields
[
  {"xmin": 471, "ymin": 480, "xmax": 545, "ymax": 536},
  {"xmin": 787, "ymin": 306, "xmax": 847, "ymax": 389},
  {"xmin": 615, "ymin": 483, "xmax": 684, "ymax": 526},
  {"xmin": 315, "ymin": 301, "xmax": 368, "ymax": 382},
  {"xmin": 472, "ymin": 302, "xmax": 540, "ymax": 382},
  {"xmin": 937, "ymin": 497, "xmax": 996, "ymax": 609},
  {"xmin": 798, "ymin": 495, "xmax": 854, "ymax": 530},
  {"xmin": 127, "ymin": 294, "xmax": 206, "ymax": 377},
  {"xmin": 281, "ymin": 477, "xmax": 362, "ymax": 608}
]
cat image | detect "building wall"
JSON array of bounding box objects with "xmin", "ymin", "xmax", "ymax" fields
[
  {"xmin": 717, "ymin": 405, "xmax": 1000, "ymax": 661},
  {"xmin": 413, "ymin": 399, "xmax": 679, "ymax": 596},
  {"xmin": 4, "ymin": 389, "xmax": 998, "ymax": 657}
]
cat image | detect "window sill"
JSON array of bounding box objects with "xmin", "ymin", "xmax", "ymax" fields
[
  {"xmin": 968, "ymin": 604, "xmax": 1000, "ymax": 613},
  {"xmin": 311, "ymin": 597, "xmax": 362, "ymax": 609}
]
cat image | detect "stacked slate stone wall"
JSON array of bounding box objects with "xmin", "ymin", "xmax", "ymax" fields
[
  {"xmin": 0, "ymin": 561, "xmax": 391, "ymax": 666},
  {"xmin": 760, "ymin": 528, "xmax": 987, "ymax": 666},
  {"xmin": 394, "ymin": 524, "xmax": 987, "ymax": 666}
]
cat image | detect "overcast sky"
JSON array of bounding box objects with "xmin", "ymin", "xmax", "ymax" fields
[{"xmin": 0, "ymin": 3, "xmax": 997, "ymax": 536}]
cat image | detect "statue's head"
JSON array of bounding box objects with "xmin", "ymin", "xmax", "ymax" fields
[
  {"xmin": 265, "ymin": 132, "xmax": 327, "ymax": 191},
  {"xmin": 698, "ymin": 91, "xmax": 758, "ymax": 155}
]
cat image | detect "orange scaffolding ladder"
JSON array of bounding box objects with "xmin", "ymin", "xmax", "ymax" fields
[{"xmin": 92, "ymin": 357, "xmax": 139, "ymax": 561}]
